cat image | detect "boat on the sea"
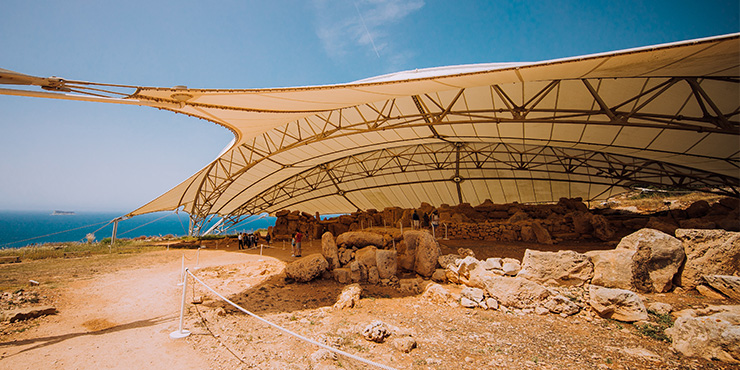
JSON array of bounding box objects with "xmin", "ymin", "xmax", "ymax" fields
[{"xmin": 51, "ymin": 210, "xmax": 75, "ymax": 216}]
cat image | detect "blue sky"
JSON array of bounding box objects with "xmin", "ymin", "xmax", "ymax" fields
[{"xmin": 0, "ymin": 0, "xmax": 738, "ymax": 212}]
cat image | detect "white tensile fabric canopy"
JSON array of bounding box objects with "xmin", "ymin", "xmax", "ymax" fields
[{"xmin": 1, "ymin": 34, "xmax": 738, "ymax": 234}]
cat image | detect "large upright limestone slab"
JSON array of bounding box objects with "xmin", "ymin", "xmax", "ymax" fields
[
  {"xmin": 675, "ymin": 228, "xmax": 740, "ymax": 288},
  {"xmin": 398, "ymin": 231, "xmax": 424, "ymax": 271},
  {"xmin": 618, "ymin": 228, "xmax": 685, "ymax": 292},
  {"xmin": 587, "ymin": 228, "xmax": 684, "ymax": 293},
  {"xmin": 517, "ymin": 249, "xmax": 593, "ymax": 286},
  {"xmin": 321, "ymin": 232, "xmax": 340, "ymax": 270},
  {"xmin": 414, "ymin": 231, "xmax": 441, "ymax": 277},
  {"xmin": 375, "ymin": 249, "xmax": 397, "ymax": 279}
]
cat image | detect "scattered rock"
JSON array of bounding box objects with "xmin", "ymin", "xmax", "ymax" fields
[
  {"xmin": 421, "ymin": 283, "xmax": 457, "ymax": 305},
  {"xmin": 460, "ymin": 297, "xmax": 477, "ymax": 308},
  {"xmin": 391, "ymin": 336, "xmax": 417, "ymax": 353},
  {"xmin": 362, "ymin": 320, "xmax": 391, "ymax": 343},
  {"xmin": 543, "ymin": 295, "xmax": 580, "ymax": 316},
  {"xmin": 431, "ymin": 269, "xmax": 446, "ymax": 283},
  {"xmin": 310, "ymin": 348, "xmax": 337, "ymax": 364},
  {"xmin": 647, "ymin": 302, "xmax": 672, "ymax": 316},
  {"xmin": 517, "ymin": 249, "xmax": 593, "ymax": 286},
  {"xmin": 399, "ymin": 278, "xmax": 421, "ymax": 294},
  {"xmin": 501, "ymin": 258, "xmax": 521, "ymax": 276},
  {"xmin": 333, "ymin": 284, "xmax": 362, "ymax": 310},
  {"xmin": 438, "ymin": 254, "xmax": 460, "ymax": 269},
  {"xmin": 589, "ymin": 285, "xmax": 647, "ymax": 322},
  {"xmin": 481, "ymin": 257, "xmax": 502, "ymax": 271},
  {"xmin": 457, "ymin": 248, "xmax": 475, "ymax": 258},
  {"xmin": 285, "ymin": 254, "xmax": 329, "ymax": 282},
  {"xmin": 621, "ymin": 347, "xmax": 662, "ymax": 362},
  {"xmin": 485, "ymin": 297, "xmax": 499, "ymax": 310}
]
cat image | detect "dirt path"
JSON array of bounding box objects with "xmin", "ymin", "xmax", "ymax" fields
[{"xmin": 0, "ymin": 249, "xmax": 266, "ymax": 370}]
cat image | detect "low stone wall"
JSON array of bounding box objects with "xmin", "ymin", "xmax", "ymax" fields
[{"xmin": 269, "ymin": 196, "xmax": 740, "ymax": 243}]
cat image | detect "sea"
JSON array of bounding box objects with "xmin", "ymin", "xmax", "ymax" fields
[{"xmin": 0, "ymin": 210, "xmax": 276, "ymax": 249}]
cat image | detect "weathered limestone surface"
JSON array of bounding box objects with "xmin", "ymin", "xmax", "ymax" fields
[
  {"xmin": 702, "ymin": 275, "xmax": 740, "ymax": 301},
  {"xmin": 375, "ymin": 249, "xmax": 397, "ymax": 279},
  {"xmin": 587, "ymin": 229, "xmax": 684, "ymax": 293},
  {"xmin": 333, "ymin": 283, "xmax": 362, "ymax": 310},
  {"xmin": 321, "ymin": 232, "xmax": 339, "ymax": 270},
  {"xmin": 517, "ymin": 249, "xmax": 593, "ymax": 286},
  {"xmin": 285, "ymin": 254, "xmax": 329, "ymax": 282},
  {"xmin": 675, "ymin": 228, "xmax": 740, "ymax": 288},
  {"xmin": 666, "ymin": 306, "xmax": 740, "ymax": 363},
  {"xmin": 588, "ymin": 285, "xmax": 647, "ymax": 322},
  {"xmin": 336, "ymin": 231, "xmax": 385, "ymax": 249},
  {"xmin": 414, "ymin": 231, "xmax": 441, "ymax": 278},
  {"xmin": 469, "ymin": 272, "xmax": 550, "ymax": 309}
]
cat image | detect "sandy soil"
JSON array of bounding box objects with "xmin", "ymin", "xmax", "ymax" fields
[
  {"xmin": 0, "ymin": 249, "xmax": 261, "ymax": 369},
  {"xmin": 0, "ymin": 238, "xmax": 737, "ymax": 370}
]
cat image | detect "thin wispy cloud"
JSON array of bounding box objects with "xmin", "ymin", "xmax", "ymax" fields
[{"xmin": 312, "ymin": 0, "xmax": 424, "ymax": 67}]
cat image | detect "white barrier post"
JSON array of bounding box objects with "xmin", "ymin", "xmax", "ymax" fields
[
  {"xmin": 432, "ymin": 224, "xmax": 436, "ymax": 239},
  {"xmin": 444, "ymin": 223, "xmax": 449, "ymax": 240},
  {"xmin": 170, "ymin": 268, "xmax": 191, "ymax": 339},
  {"xmin": 194, "ymin": 246, "xmax": 202, "ymax": 270},
  {"xmin": 399, "ymin": 221, "xmax": 403, "ymax": 234},
  {"xmin": 178, "ymin": 254, "xmax": 185, "ymax": 286},
  {"xmin": 258, "ymin": 244, "xmax": 264, "ymax": 262}
]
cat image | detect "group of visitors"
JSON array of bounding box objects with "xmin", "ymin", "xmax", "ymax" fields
[
  {"xmin": 290, "ymin": 230, "xmax": 302, "ymax": 258},
  {"xmin": 237, "ymin": 232, "xmax": 259, "ymax": 250},
  {"xmin": 412, "ymin": 209, "xmax": 439, "ymax": 230}
]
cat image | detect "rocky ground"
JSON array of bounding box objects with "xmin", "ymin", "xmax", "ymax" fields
[
  {"xmin": 1, "ymin": 195, "xmax": 738, "ymax": 369},
  {"xmin": 177, "ymin": 238, "xmax": 737, "ymax": 370}
]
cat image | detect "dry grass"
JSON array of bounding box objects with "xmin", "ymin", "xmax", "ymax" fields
[
  {"xmin": 0, "ymin": 242, "xmax": 169, "ymax": 292},
  {"xmin": 606, "ymin": 190, "xmax": 726, "ymax": 212}
]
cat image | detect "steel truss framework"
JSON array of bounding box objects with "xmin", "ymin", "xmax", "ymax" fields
[{"xmin": 179, "ymin": 76, "xmax": 740, "ymax": 234}]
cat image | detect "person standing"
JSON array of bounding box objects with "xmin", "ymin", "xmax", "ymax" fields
[
  {"xmin": 290, "ymin": 233, "xmax": 296, "ymax": 257},
  {"xmin": 237, "ymin": 232, "xmax": 243, "ymax": 250},
  {"xmin": 294, "ymin": 230, "xmax": 303, "ymax": 257},
  {"xmin": 412, "ymin": 210, "xmax": 420, "ymax": 229}
]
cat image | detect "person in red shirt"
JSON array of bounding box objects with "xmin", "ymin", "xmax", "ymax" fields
[{"xmin": 294, "ymin": 230, "xmax": 303, "ymax": 257}]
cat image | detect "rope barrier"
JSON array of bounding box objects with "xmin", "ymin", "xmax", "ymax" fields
[
  {"xmin": 184, "ymin": 269, "xmax": 398, "ymax": 370},
  {"xmin": 1, "ymin": 219, "xmax": 111, "ymax": 248},
  {"xmin": 190, "ymin": 276, "xmax": 250, "ymax": 365},
  {"xmin": 117, "ymin": 212, "xmax": 174, "ymax": 237}
]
